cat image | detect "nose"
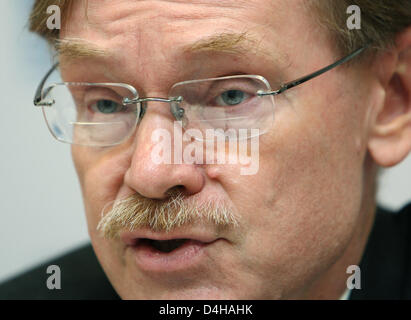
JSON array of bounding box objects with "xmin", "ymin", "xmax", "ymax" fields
[{"xmin": 124, "ymin": 100, "xmax": 204, "ymax": 200}]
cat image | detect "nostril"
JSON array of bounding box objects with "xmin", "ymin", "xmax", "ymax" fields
[{"xmin": 165, "ymin": 185, "xmax": 186, "ymax": 197}]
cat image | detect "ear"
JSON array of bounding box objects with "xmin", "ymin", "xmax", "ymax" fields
[{"xmin": 368, "ymin": 27, "xmax": 411, "ymax": 167}]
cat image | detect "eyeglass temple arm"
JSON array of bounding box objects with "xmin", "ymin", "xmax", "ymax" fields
[
  {"xmin": 260, "ymin": 46, "xmax": 367, "ymax": 96},
  {"xmin": 33, "ymin": 62, "xmax": 59, "ymax": 105}
]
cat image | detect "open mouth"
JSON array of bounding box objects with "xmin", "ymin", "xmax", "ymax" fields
[
  {"xmin": 137, "ymin": 238, "xmax": 190, "ymax": 253},
  {"xmin": 125, "ymin": 234, "xmax": 219, "ymax": 272}
]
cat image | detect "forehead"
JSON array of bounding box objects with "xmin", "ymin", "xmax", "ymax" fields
[
  {"xmin": 59, "ymin": 0, "xmax": 319, "ymax": 87},
  {"xmin": 61, "ymin": 0, "xmax": 311, "ymax": 56},
  {"xmin": 64, "ymin": 0, "xmax": 298, "ymax": 31}
]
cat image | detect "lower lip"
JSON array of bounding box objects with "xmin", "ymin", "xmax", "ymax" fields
[{"xmin": 131, "ymin": 240, "xmax": 214, "ymax": 273}]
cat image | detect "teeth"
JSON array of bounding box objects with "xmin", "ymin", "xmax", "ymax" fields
[{"xmin": 150, "ymin": 239, "xmax": 187, "ymax": 253}]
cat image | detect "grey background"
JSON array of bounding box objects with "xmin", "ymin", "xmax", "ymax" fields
[{"xmin": 0, "ymin": 1, "xmax": 410, "ymax": 283}]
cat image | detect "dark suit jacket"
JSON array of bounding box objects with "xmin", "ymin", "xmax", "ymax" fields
[{"xmin": 1, "ymin": 203, "xmax": 410, "ymax": 300}]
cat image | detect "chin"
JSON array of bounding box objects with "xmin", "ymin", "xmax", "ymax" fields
[{"xmin": 118, "ymin": 287, "xmax": 243, "ymax": 300}]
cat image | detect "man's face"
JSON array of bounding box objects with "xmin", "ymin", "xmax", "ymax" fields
[{"xmin": 63, "ymin": 0, "xmax": 374, "ymax": 299}]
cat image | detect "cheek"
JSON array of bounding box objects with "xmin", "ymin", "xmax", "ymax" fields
[
  {"xmin": 71, "ymin": 145, "xmax": 133, "ymax": 235},
  {"xmin": 213, "ymin": 87, "xmax": 367, "ymax": 295},
  {"xmin": 273, "ymin": 86, "xmax": 366, "ymax": 232}
]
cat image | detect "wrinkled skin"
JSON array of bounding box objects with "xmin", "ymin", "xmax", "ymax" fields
[{"xmin": 60, "ymin": 0, "xmax": 411, "ymax": 299}]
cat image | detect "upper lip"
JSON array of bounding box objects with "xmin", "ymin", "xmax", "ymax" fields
[{"xmin": 120, "ymin": 229, "xmax": 219, "ymax": 246}]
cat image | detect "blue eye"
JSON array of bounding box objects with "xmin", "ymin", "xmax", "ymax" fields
[
  {"xmin": 95, "ymin": 100, "xmax": 120, "ymax": 114},
  {"xmin": 218, "ymin": 90, "xmax": 248, "ymax": 106}
]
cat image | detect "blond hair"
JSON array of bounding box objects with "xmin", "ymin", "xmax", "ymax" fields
[{"xmin": 311, "ymin": 0, "xmax": 411, "ymax": 56}]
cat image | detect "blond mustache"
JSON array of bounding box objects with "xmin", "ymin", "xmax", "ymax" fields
[{"xmin": 97, "ymin": 190, "xmax": 239, "ymax": 239}]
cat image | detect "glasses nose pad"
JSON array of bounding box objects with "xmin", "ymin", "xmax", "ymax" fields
[
  {"xmin": 170, "ymin": 101, "xmax": 187, "ymax": 127},
  {"xmin": 138, "ymin": 101, "xmax": 147, "ymax": 122}
]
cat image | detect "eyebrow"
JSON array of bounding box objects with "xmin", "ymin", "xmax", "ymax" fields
[
  {"xmin": 55, "ymin": 32, "xmax": 286, "ymax": 68},
  {"xmin": 54, "ymin": 38, "xmax": 111, "ymax": 59},
  {"xmin": 186, "ymin": 32, "xmax": 257, "ymax": 54},
  {"xmin": 185, "ymin": 32, "xmax": 287, "ymax": 68}
]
